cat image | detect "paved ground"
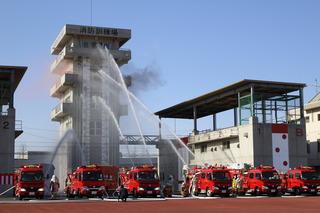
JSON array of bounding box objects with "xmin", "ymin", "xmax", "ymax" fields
[{"xmin": 1, "ymin": 196, "xmax": 320, "ymax": 213}]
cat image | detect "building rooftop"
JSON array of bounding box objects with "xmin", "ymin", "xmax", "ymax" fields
[
  {"xmin": 0, "ymin": 65, "xmax": 27, "ymax": 92},
  {"xmin": 305, "ymin": 92, "xmax": 320, "ymax": 111},
  {"xmin": 155, "ymin": 79, "xmax": 306, "ymax": 119},
  {"xmin": 51, "ymin": 24, "xmax": 131, "ymax": 54}
]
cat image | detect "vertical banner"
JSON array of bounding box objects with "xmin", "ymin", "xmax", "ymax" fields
[{"xmin": 272, "ymin": 124, "xmax": 289, "ymax": 172}]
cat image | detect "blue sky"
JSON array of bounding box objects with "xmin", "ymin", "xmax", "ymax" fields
[{"xmin": 1, "ymin": 0, "xmax": 319, "ymax": 151}]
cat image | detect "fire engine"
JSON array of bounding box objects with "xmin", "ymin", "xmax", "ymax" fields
[
  {"xmin": 283, "ymin": 166, "xmax": 320, "ymax": 195},
  {"xmin": 100, "ymin": 165, "xmax": 119, "ymax": 194},
  {"xmin": 238, "ymin": 165, "xmax": 282, "ymax": 196},
  {"xmin": 65, "ymin": 165, "xmax": 107, "ymax": 199},
  {"xmin": 15, "ymin": 165, "xmax": 45, "ymax": 200},
  {"xmin": 119, "ymin": 165, "xmax": 161, "ymax": 197},
  {"xmin": 181, "ymin": 166, "xmax": 232, "ymax": 197}
]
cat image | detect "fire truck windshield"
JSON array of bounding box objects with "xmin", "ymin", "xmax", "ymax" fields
[
  {"xmin": 137, "ymin": 171, "xmax": 159, "ymax": 180},
  {"xmin": 261, "ymin": 171, "xmax": 280, "ymax": 180},
  {"xmin": 211, "ymin": 172, "xmax": 230, "ymax": 181},
  {"xmin": 21, "ymin": 172, "xmax": 43, "ymax": 182},
  {"xmin": 82, "ymin": 171, "xmax": 103, "ymax": 181},
  {"xmin": 301, "ymin": 172, "xmax": 320, "ymax": 180}
]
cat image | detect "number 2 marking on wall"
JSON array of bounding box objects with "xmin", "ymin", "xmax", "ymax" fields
[{"xmin": 2, "ymin": 121, "xmax": 9, "ymax": 129}]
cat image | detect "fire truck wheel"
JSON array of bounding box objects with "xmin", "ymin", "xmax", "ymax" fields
[
  {"xmin": 37, "ymin": 195, "xmax": 44, "ymax": 200},
  {"xmin": 132, "ymin": 189, "xmax": 138, "ymax": 198},
  {"xmin": 77, "ymin": 190, "xmax": 83, "ymax": 198},
  {"xmin": 254, "ymin": 188, "xmax": 261, "ymax": 196},
  {"xmin": 294, "ymin": 188, "xmax": 301, "ymax": 195},
  {"xmin": 206, "ymin": 189, "xmax": 213, "ymax": 197},
  {"xmin": 66, "ymin": 190, "xmax": 74, "ymax": 199},
  {"xmin": 238, "ymin": 191, "xmax": 245, "ymax": 196},
  {"xmin": 191, "ymin": 186, "xmax": 198, "ymax": 196}
]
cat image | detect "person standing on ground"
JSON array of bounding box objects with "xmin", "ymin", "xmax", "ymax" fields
[
  {"xmin": 232, "ymin": 175, "xmax": 238, "ymax": 197},
  {"xmin": 50, "ymin": 175, "xmax": 60, "ymax": 199},
  {"xmin": 118, "ymin": 185, "xmax": 128, "ymax": 202}
]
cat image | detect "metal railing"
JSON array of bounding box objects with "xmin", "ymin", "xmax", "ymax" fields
[
  {"xmin": 15, "ymin": 120, "xmax": 22, "ymax": 131},
  {"xmin": 189, "ymin": 126, "xmax": 239, "ymax": 144}
]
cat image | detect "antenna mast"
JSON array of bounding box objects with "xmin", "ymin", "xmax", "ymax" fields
[{"xmin": 90, "ymin": 0, "xmax": 93, "ymax": 26}]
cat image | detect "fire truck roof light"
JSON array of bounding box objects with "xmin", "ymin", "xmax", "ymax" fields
[
  {"xmin": 22, "ymin": 164, "xmax": 42, "ymax": 169},
  {"xmin": 86, "ymin": 164, "xmax": 97, "ymax": 168}
]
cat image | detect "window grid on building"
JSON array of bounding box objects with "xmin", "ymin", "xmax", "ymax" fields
[
  {"xmin": 222, "ymin": 141, "xmax": 230, "ymax": 150},
  {"xmin": 200, "ymin": 144, "xmax": 207, "ymax": 153}
]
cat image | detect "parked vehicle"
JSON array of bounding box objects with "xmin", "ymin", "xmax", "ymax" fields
[
  {"xmin": 15, "ymin": 165, "xmax": 45, "ymax": 200},
  {"xmin": 100, "ymin": 165, "xmax": 119, "ymax": 195},
  {"xmin": 119, "ymin": 165, "xmax": 161, "ymax": 197},
  {"xmin": 181, "ymin": 166, "xmax": 232, "ymax": 197},
  {"xmin": 284, "ymin": 166, "xmax": 320, "ymax": 195},
  {"xmin": 238, "ymin": 165, "xmax": 282, "ymax": 196},
  {"xmin": 65, "ymin": 165, "xmax": 106, "ymax": 199}
]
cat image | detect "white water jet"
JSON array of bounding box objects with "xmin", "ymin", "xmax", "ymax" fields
[
  {"xmin": 97, "ymin": 47, "xmax": 153, "ymax": 165},
  {"xmin": 97, "ymin": 69, "xmax": 201, "ymax": 165},
  {"xmin": 49, "ymin": 129, "xmax": 86, "ymax": 166},
  {"xmin": 93, "ymin": 95, "xmax": 135, "ymax": 166}
]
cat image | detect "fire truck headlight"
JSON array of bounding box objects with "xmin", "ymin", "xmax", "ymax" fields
[
  {"xmin": 302, "ymin": 186, "xmax": 308, "ymax": 189},
  {"xmin": 277, "ymin": 186, "xmax": 282, "ymax": 190},
  {"xmin": 214, "ymin": 187, "xmax": 219, "ymax": 190},
  {"xmin": 99, "ymin": 186, "xmax": 105, "ymax": 191},
  {"xmin": 138, "ymin": 187, "xmax": 144, "ymax": 191},
  {"xmin": 20, "ymin": 188, "xmax": 26, "ymax": 192},
  {"xmin": 154, "ymin": 187, "xmax": 160, "ymax": 191},
  {"xmin": 262, "ymin": 186, "xmax": 269, "ymax": 190},
  {"xmin": 38, "ymin": 188, "xmax": 44, "ymax": 192}
]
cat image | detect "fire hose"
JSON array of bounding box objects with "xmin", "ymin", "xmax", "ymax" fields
[{"xmin": 0, "ymin": 185, "xmax": 16, "ymax": 196}]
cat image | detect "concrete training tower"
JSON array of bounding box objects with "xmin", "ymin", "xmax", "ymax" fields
[{"xmin": 50, "ymin": 24, "xmax": 131, "ymax": 179}]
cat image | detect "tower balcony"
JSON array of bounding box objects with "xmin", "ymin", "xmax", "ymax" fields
[
  {"xmin": 15, "ymin": 120, "xmax": 23, "ymax": 139},
  {"xmin": 51, "ymin": 102, "xmax": 73, "ymax": 122},
  {"xmin": 188, "ymin": 127, "xmax": 239, "ymax": 145},
  {"xmin": 50, "ymin": 73, "xmax": 77, "ymax": 98},
  {"xmin": 109, "ymin": 49, "xmax": 131, "ymax": 66},
  {"xmin": 50, "ymin": 46, "xmax": 131, "ymax": 74}
]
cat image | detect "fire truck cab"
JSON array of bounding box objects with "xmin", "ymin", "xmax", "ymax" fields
[
  {"xmin": 15, "ymin": 165, "xmax": 45, "ymax": 200},
  {"xmin": 182, "ymin": 166, "xmax": 232, "ymax": 197},
  {"xmin": 119, "ymin": 165, "xmax": 160, "ymax": 197},
  {"xmin": 65, "ymin": 165, "xmax": 106, "ymax": 199},
  {"xmin": 240, "ymin": 166, "xmax": 281, "ymax": 196},
  {"xmin": 284, "ymin": 166, "xmax": 320, "ymax": 195}
]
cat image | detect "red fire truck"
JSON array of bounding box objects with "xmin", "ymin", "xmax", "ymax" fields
[
  {"xmin": 181, "ymin": 166, "xmax": 232, "ymax": 197},
  {"xmin": 100, "ymin": 165, "xmax": 119, "ymax": 194},
  {"xmin": 65, "ymin": 165, "xmax": 107, "ymax": 199},
  {"xmin": 238, "ymin": 166, "xmax": 282, "ymax": 196},
  {"xmin": 119, "ymin": 165, "xmax": 161, "ymax": 197},
  {"xmin": 15, "ymin": 165, "xmax": 45, "ymax": 200},
  {"xmin": 283, "ymin": 166, "xmax": 320, "ymax": 195}
]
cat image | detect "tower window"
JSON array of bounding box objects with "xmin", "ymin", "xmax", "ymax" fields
[
  {"xmin": 306, "ymin": 116, "xmax": 310, "ymax": 123},
  {"xmin": 83, "ymin": 41, "xmax": 89, "ymax": 48},
  {"xmin": 200, "ymin": 144, "xmax": 207, "ymax": 153},
  {"xmin": 222, "ymin": 141, "xmax": 230, "ymax": 150}
]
